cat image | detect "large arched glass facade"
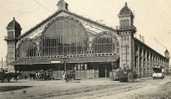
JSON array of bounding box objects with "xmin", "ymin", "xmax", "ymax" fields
[
  {"xmin": 40, "ymin": 17, "xmax": 88, "ymax": 56},
  {"xmin": 16, "ymin": 18, "xmax": 120, "ymax": 59},
  {"xmin": 92, "ymin": 33, "xmax": 119, "ymax": 54}
]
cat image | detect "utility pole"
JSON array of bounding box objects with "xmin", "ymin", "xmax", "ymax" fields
[
  {"xmin": 62, "ymin": 55, "xmax": 68, "ymax": 73},
  {"xmin": 1, "ymin": 58, "xmax": 3, "ymax": 69},
  {"xmin": 139, "ymin": 34, "xmax": 145, "ymax": 43}
]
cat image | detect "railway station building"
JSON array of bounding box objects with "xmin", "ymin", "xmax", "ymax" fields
[{"xmin": 5, "ymin": 0, "xmax": 170, "ymax": 79}]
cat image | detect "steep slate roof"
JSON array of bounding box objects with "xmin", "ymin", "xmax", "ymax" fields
[{"xmin": 19, "ymin": 10, "xmax": 117, "ymax": 40}]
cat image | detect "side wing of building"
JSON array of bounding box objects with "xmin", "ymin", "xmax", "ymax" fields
[{"xmin": 134, "ymin": 38, "xmax": 170, "ymax": 77}]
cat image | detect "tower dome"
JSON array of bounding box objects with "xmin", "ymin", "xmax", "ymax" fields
[
  {"xmin": 118, "ymin": 2, "xmax": 135, "ymax": 30},
  {"xmin": 7, "ymin": 17, "xmax": 22, "ymax": 30},
  {"xmin": 6, "ymin": 17, "xmax": 22, "ymax": 39},
  {"xmin": 164, "ymin": 49, "xmax": 170, "ymax": 59},
  {"xmin": 119, "ymin": 2, "xmax": 134, "ymax": 17}
]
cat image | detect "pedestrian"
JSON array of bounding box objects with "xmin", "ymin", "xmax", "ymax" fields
[{"xmin": 63, "ymin": 72, "xmax": 66, "ymax": 80}]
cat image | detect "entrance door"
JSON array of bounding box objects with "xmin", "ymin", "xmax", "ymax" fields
[
  {"xmin": 98, "ymin": 63, "xmax": 111, "ymax": 78},
  {"xmin": 99, "ymin": 65, "xmax": 106, "ymax": 77}
]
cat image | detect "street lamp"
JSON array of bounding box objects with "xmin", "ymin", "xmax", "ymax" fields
[{"xmin": 62, "ymin": 56, "xmax": 68, "ymax": 73}]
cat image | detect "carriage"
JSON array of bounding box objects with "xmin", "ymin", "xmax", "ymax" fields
[
  {"xmin": 152, "ymin": 66, "xmax": 165, "ymax": 79},
  {"xmin": 0, "ymin": 69, "xmax": 20, "ymax": 82}
]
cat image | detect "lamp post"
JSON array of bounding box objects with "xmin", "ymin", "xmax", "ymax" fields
[
  {"xmin": 63, "ymin": 56, "xmax": 68, "ymax": 73},
  {"xmin": 1, "ymin": 58, "xmax": 3, "ymax": 70}
]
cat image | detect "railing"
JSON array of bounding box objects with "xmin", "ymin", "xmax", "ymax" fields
[
  {"xmin": 14, "ymin": 53, "xmax": 119, "ymax": 65},
  {"xmin": 17, "ymin": 53, "xmax": 118, "ymax": 59}
]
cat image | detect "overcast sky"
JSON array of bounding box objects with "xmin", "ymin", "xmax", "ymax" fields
[{"xmin": 0, "ymin": 0, "xmax": 171, "ymax": 60}]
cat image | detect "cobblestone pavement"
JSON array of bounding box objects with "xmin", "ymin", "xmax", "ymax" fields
[{"xmin": 0, "ymin": 76, "xmax": 171, "ymax": 99}]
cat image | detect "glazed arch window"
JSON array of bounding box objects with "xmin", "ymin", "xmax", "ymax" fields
[
  {"xmin": 40, "ymin": 17, "xmax": 88, "ymax": 56},
  {"xmin": 17, "ymin": 39, "xmax": 37, "ymax": 58},
  {"xmin": 92, "ymin": 34, "xmax": 119, "ymax": 54}
]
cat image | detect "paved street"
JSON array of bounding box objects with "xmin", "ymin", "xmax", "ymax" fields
[{"xmin": 0, "ymin": 76, "xmax": 171, "ymax": 99}]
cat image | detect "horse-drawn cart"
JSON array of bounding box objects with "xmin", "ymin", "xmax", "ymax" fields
[{"xmin": 0, "ymin": 69, "xmax": 20, "ymax": 82}]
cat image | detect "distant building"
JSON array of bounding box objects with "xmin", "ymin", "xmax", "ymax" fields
[{"xmin": 5, "ymin": 0, "xmax": 170, "ymax": 79}]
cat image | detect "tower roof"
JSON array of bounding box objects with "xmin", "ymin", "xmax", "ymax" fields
[
  {"xmin": 165, "ymin": 49, "xmax": 169, "ymax": 54},
  {"xmin": 7, "ymin": 17, "xmax": 22, "ymax": 30},
  {"xmin": 164, "ymin": 49, "xmax": 170, "ymax": 59},
  {"xmin": 119, "ymin": 2, "xmax": 134, "ymax": 17}
]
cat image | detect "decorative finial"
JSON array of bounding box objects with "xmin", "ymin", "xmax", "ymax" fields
[
  {"xmin": 125, "ymin": 2, "xmax": 128, "ymax": 7},
  {"xmin": 57, "ymin": 0, "xmax": 69, "ymax": 11},
  {"xmin": 13, "ymin": 17, "xmax": 15, "ymax": 20}
]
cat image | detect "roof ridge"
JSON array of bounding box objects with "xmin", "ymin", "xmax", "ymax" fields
[
  {"xmin": 19, "ymin": 10, "xmax": 62, "ymax": 39},
  {"xmin": 19, "ymin": 10, "xmax": 117, "ymax": 40}
]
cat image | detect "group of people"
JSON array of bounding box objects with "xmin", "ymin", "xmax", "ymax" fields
[
  {"xmin": 27, "ymin": 70, "xmax": 52, "ymax": 80},
  {"xmin": 0, "ymin": 69, "xmax": 78, "ymax": 82},
  {"xmin": 27, "ymin": 70, "xmax": 76, "ymax": 81}
]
